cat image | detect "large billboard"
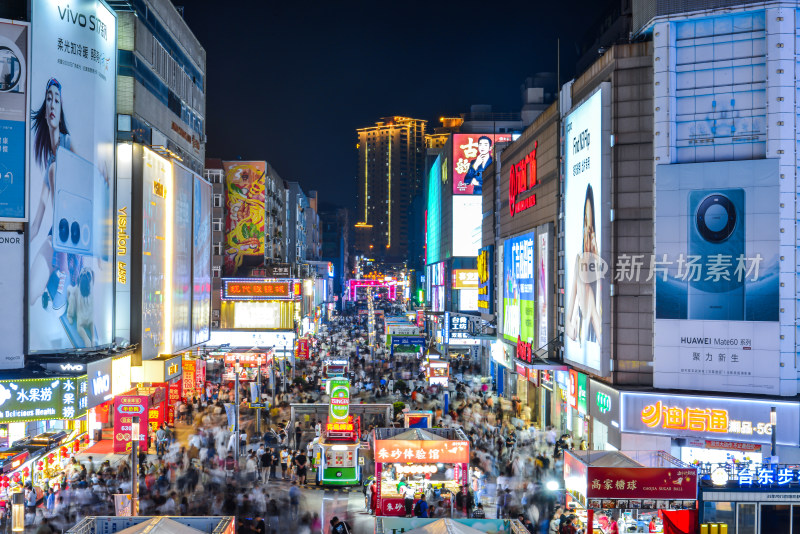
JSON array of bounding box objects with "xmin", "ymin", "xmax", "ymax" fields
[
  {"xmin": 536, "ymin": 223, "xmax": 551, "ymax": 349},
  {"xmin": 502, "ymin": 231, "xmax": 535, "ymax": 345},
  {"xmin": 141, "ymin": 148, "xmax": 171, "ymax": 359},
  {"xmin": 192, "ymin": 176, "xmax": 211, "ymax": 345},
  {"xmin": 452, "ymin": 196, "xmax": 481, "ymax": 256},
  {"xmin": 563, "ymin": 88, "xmax": 607, "ymax": 373},
  {"xmin": 27, "ymin": 0, "xmax": 116, "ymax": 352},
  {"xmin": 172, "ymin": 165, "xmax": 193, "ymax": 352},
  {"xmin": 223, "ymin": 161, "xmax": 266, "ymax": 275},
  {"xmin": 425, "ymin": 155, "xmax": 442, "ymax": 265},
  {"xmin": 0, "ymin": 232, "xmax": 23, "ymax": 369},
  {"xmin": 452, "ymin": 133, "xmax": 511, "ymax": 195},
  {"xmin": 0, "ymin": 20, "xmax": 28, "ymax": 221},
  {"xmin": 654, "ymin": 160, "xmax": 780, "ymax": 394}
]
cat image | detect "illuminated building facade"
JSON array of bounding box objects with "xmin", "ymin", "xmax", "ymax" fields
[{"xmin": 355, "ymin": 117, "xmax": 427, "ymax": 261}]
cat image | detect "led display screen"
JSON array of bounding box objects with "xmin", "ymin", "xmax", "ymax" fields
[
  {"xmin": 563, "ymin": 89, "xmax": 606, "ymax": 373},
  {"xmin": 192, "ymin": 176, "xmax": 211, "ymax": 345},
  {"xmin": 27, "ymin": 0, "xmax": 116, "ymax": 352},
  {"xmin": 452, "ymin": 133, "xmax": 511, "ymax": 195},
  {"xmin": 654, "ymin": 160, "xmax": 780, "ymax": 394},
  {"xmin": 223, "ymin": 161, "xmax": 266, "ymax": 275},
  {"xmin": 502, "ymin": 231, "xmax": 535, "ymax": 344}
]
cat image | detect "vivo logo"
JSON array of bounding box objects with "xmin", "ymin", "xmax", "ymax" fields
[
  {"xmin": 92, "ymin": 371, "xmax": 110, "ymax": 396},
  {"xmin": 61, "ymin": 364, "xmax": 84, "ymax": 372}
]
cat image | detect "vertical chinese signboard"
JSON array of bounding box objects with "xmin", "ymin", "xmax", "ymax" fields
[
  {"xmin": 182, "ymin": 359, "xmax": 195, "ymax": 400},
  {"xmin": 113, "ymin": 395, "xmax": 148, "ymax": 454},
  {"xmin": 296, "ymin": 339, "xmax": 310, "ymax": 359}
]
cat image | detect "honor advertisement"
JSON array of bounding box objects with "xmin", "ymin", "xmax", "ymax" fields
[
  {"xmin": 502, "ymin": 231, "xmax": 535, "ymax": 346},
  {"xmin": 27, "ymin": 0, "xmax": 116, "ymax": 352},
  {"xmin": 452, "ymin": 133, "xmax": 511, "ymax": 195},
  {"xmin": 563, "ymin": 87, "xmax": 610, "ymax": 375},
  {"xmin": 0, "ymin": 20, "xmax": 28, "ymax": 221},
  {"xmin": 654, "ymin": 160, "xmax": 781, "ymax": 394}
]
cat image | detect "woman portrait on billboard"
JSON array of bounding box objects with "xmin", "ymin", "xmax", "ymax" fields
[
  {"xmin": 28, "ymin": 77, "xmax": 96, "ymax": 346},
  {"xmin": 565, "ymin": 184, "xmax": 602, "ymax": 345}
]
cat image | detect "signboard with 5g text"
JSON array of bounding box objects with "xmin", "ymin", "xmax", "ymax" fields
[{"xmin": 621, "ymin": 392, "xmax": 800, "ymax": 447}]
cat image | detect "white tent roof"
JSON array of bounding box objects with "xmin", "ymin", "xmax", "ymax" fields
[
  {"xmin": 114, "ymin": 518, "xmax": 207, "ymax": 534},
  {"xmin": 404, "ymin": 519, "xmax": 488, "ymax": 534}
]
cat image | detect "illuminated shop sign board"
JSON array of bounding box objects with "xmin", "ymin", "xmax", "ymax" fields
[
  {"xmin": 223, "ymin": 353, "xmax": 270, "ymax": 367},
  {"xmin": 621, "ymin": 393, "xmax": 800, "ymax": 446},
  {"xmin": 222, "ymin": 279, "xmax": 293, "ymax": 300},
  {"xmin": 509, "ymin": 141, "xmax": 538, "ymax": 217},
  {"xmin": 452, "ymin": 269, "xmax": 479, "ymax": 289},
  {"xmin": 702, "ymin": 462, "xmax": 800, "ymax": 488},
  {"xmin": 374, "ymin": 439, "xmax": 469, "ymax": 464},
  {"xmin": 477, "ymin": 246, "xmax": 493, "ymax": 313}
]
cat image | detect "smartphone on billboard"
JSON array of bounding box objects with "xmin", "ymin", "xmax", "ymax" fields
[
  {"xmin": 687, "ymin": 188, "xmax": 745, "ymax": 320},
  {"xmin": 52, "ymin": 147, "xmax": 108, "ymax": 260}
]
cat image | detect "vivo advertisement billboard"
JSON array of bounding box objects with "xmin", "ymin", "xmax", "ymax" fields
[
  {"xmin": 0, "ymin": 20, "xmax": 28, "ymax": 221},
  {"xmin": 563, "ymin": 87, "xmax": 609, "ymax": 374},
  {"xmin": 654, "ymin": 160, "xmax": 780, "ymax": 395},
  {"xmin": 502, "ymin": 231, "xmax": 535, "ymax": 345},
  {"xmin": 27, "ymin": 0, "xmax": 116, "ymax": 352}
]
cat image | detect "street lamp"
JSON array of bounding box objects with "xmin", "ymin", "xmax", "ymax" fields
[{"xmin": 770, "ymin": 406, "xmax": 777, "ymax": 459}]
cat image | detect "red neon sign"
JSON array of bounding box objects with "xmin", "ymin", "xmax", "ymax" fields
[
  {"xmin": 509, "ymin": 141, "xmax": 537, "ymax": 217},
  {"xmin": 516, "ymin": 335, "xmax": 533, "ymax": 363},
  {"xmin": 224, "ymin": 280, "xmax": 292, "ymax": 299}
]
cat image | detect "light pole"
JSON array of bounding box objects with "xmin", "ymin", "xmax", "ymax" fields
[
  {"xmin": 770, "ymin": 406, "xmax": 777, "ymax": 459},
  {"xmin": 11, "ymin": 492, "xmax": 23, "ymax": 532},
  {"xmin": 131, "ymin": 416, "xmax": 139, "ymax": 516},
  {"xmin": 234, "ymin": 356, "xmax": 240, "ymax": 462}
]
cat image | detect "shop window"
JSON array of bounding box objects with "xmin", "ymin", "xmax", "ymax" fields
[
  {"xmin": 760, "ymin": 504, "xmax": 790, "ymax": 534},
  {"xmin": 703, "ymin": 501, "xmax": 734, "ymax": 527},
  {"xmin": 736, "ymin": 503, "xmax": 756, "ymax": 534}
]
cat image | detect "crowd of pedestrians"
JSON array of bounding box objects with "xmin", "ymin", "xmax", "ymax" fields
[{"xmin": 13, "ymin": 303, "xmax": 578, "ymax": 534}]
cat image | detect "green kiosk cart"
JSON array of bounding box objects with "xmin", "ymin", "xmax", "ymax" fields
[{"xmin": 315, "ymin": 379, "xmax": 362, "ymax": 486}]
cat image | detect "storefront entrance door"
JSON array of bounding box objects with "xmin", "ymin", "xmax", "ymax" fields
[{"xmin": 759, "ymin": 504, "xmax": 790, "ymax": 534}]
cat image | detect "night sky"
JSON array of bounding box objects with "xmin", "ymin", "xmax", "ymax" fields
[{"xmin": 182, "ymin": 0, "xmax": 610, "ymax": 210}]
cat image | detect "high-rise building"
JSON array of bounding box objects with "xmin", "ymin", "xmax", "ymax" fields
[{"xmin": 355, "ymin": 117, "xmax": 427, "ymax": 261}]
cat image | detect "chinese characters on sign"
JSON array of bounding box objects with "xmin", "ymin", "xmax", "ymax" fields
[
  {"xmin": 509, "ymin": 141, "xmax": 538, "ymax": 217},
  {"xmin": 451, "ymin": 269, "xmax": 479, "ymax": 289},
  {"xmin": 373, "ymin": 440, "xmax": 470, "ymax": 464},
  {"xmin": 641, "ymin": 401, "xmax": 774, "ymax": 436},
  {"xmin": 223, "ymin": 280, "xmax": 292, "ymax": 300},
  {"xmin": 587, "ymin": 467, "xmax": 698, "ymax": 499}
]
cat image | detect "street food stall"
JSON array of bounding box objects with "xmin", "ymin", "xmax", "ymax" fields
[
  {"xmin": 315, "ymin": 379, "xmax": 362, "ymax": 486},
  {"xmin": 425, "ymin": 359, "xmax": 449, "ymax": 387},
  {"xmin": 564, "ymin": 450, "xmax": 698, "ymax": 534},
  {"xmin": 372, "ymin": 427, "xmax": 470, "ymax": 517},
  {"xmin": 404, "ymin": 411, "xmax": 433, "ymax": 429}
]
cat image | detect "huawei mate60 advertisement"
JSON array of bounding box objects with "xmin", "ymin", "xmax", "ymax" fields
[
  {"xmin": 28, "ymin": 0, "xmax": 116, "ymax": 352},
  {"xmin": 502, "ymin": 231, "xmax": 535, "ymax": 345},
  {"xmin": 654, "ymin": 160, "xmax": 780, "ymax": 394},
  {"xmin": 563, "ymin": 88, "xmax": 607, "ymax": 374}
]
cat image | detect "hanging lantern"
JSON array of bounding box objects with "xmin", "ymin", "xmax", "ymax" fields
[{"xmin": 21, "ymin": 467, "xmax": 28, "ymax": 476}]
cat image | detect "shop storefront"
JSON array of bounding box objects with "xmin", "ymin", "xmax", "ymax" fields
[
  {"xmin": 141, "ymin": 354, "xmax": 183, "ymax": 426},
  {"xmin": 373, "ymin": 428, "xmax": 470, "ymax": 517},
  {"xmin": 588, "ymin": 379, "xmax": 621, "ymax": 450},
  {"xmin": 564, "ymin": 450, "xmax": 698, "ymax": 534},
  {"xmin": 619, "ymin": 392, "xmax": 800, "ymax": 463},
  {"xmin": 699, "ymin": 462, "xmax": 800, "ymax": 533}
]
